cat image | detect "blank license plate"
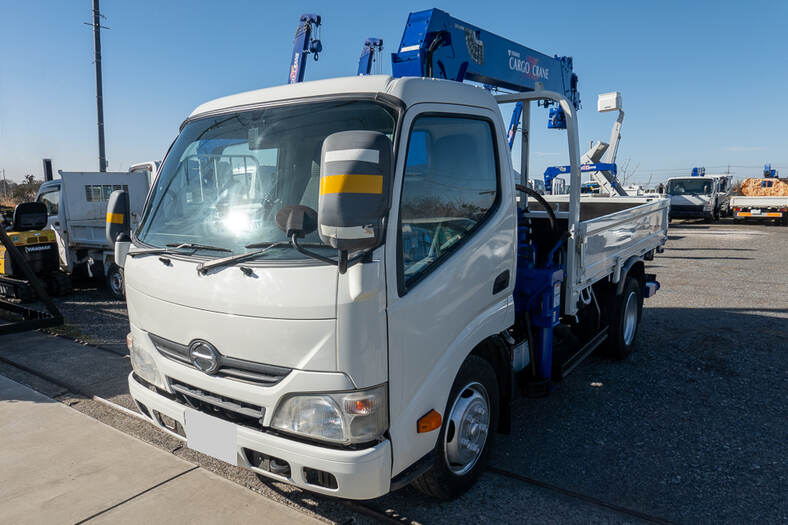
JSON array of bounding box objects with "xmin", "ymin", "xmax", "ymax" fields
[
  {"xmin": 184, "ymin": 408, "xmax": 238, "ymax": 466},
  {"xmin": 751, "ymin": 209, "xmax": 762, "ymax": 214}
]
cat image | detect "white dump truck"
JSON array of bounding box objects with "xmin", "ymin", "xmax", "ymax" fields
[
  {"xmin": 107, "ymin": 9, "xmax": 668, "ymax": 501},
  {"xmin": 36, "ymin": 170, "xmax": 149, "ymax": 297}
]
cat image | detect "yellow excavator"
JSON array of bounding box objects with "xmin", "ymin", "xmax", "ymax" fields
[{"xmin": 0, "ymin": 202, "xmax": 71, "ymax": 302}]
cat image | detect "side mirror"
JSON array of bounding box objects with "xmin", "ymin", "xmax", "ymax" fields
[
  {"xmin": 318, "ymin": 130, "xmax": 392, "ymax": 252},
  {"xmin": 106, "ymin": 190, "xmax": 131, "ymax": 267}
]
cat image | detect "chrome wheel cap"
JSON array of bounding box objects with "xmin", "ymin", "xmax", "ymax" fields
[{"xmin": 444, "ymin": 382, "xmax": 490, "ymax": 475}]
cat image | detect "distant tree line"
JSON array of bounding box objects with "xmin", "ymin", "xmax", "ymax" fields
[{"xmin": 0, "ymin": 175, "xmax": 43, "ymax": 208}]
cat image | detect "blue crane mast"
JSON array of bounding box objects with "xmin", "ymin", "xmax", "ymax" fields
[
  {"xmin": 288, "ymin": 14, "xmax": 322, "ymax": 84},
  {"xmin": 357, "ymin": 38, "xmax": 384, "ymax": 76},
  {"xmin": 763, "ymin": 164, "xmax": 778, "ymax": 178}
]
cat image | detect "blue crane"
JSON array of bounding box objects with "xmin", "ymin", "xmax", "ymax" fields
[
  {"xmin": 763, "ymin": 164, "xmax": 779, "ymax": 178},
  {"xmin": 288, "ymin": 14, "xmax": 322, "ymax": 84},
  {"xmin": 391, "ymin": 8, "xmax": 579, "ymax": 129},
  {"xmin": 358, "ymin": 38, "xmax": 384, "ymax": 76}
]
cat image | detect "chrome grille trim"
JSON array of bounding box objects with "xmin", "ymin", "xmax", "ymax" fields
[{"xmin": 148, "ymin": 333, "xmax": 291, "ymax": 386}]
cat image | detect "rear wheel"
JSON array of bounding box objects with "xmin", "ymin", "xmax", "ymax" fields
[
  {"xmin": 412, "ymin": 355, "xmax": 498, "ymax": 500},
  {"xmin": 105, "ymin": 264, "xmax": 125, "ymax": 300},
  {"xmin": 604, "ymin": 276, "xmax": 643, "ymax": 359}
]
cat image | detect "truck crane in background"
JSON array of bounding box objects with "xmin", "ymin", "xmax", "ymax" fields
[
  {"xmin": 288, "ymin": 13, "xmax": 322, "ymax": 84},
  {"xmin": 357, "ymin": 38, "xmax": 384, "ymax": 75},
  {"xmin": 543, "ymin": 92, "xmax": 628, "ymax": 196}
]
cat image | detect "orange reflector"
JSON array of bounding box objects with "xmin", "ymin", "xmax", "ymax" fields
[{"xmin": 417, "ymin": 409, "xmax": 442, "ymax": 433}]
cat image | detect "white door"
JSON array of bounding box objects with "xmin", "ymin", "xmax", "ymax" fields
[
  {"xmin": 37, "ymin": 184, "xmax": 70, "ymax": 269},
  {"xmin": 385, "ymin": 105, "xmax": 516, "ymax": 475}
]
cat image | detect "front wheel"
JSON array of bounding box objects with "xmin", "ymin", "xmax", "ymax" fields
[
  {"xmin": 604, "ymin": 276, "xmax": 643, "ymax": 359},
  {"xmin": 411, "ymin": 355, "xmax": 499, "ymax": 500},
  {"xmin": 105, "ymin": 264, "xmax": 125, "ymax": 300}
]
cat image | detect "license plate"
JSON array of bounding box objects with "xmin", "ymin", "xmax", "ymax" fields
[
  {"xmin": 184, "ymin": 408, "xmax": 238, "ymax": 465},
  {"xmin": 751, "ymin": 209, "xmax": 761, "ymax": 214}
]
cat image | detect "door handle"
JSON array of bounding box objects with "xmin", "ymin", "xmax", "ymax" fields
[{"xmin": 492, "ymin": 270, "xmax": 509, "ymax": 295}]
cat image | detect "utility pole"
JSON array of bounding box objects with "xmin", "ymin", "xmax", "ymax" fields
[{"xmin": 87, "ymin": 0, "xmax": 108, "ymax": 172}]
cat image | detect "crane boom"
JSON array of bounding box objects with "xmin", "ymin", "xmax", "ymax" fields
[
  {"xmin": 288, "ymin": 14, "xmax": 322, "ymax": 84},
  {"xmin": 358, "ymin": 38, "xmax": 384, "ymax": 76},
  {"xmin": 391, "ymin": 8, "xmax": 579, "ymax": 109}
]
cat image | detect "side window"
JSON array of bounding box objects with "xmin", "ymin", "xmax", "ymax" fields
[
  {"xmin": 399, "ymin": 115, "xmax": 498, "ymax": 289},
  {"xmin": 38, "ymin": 189, "xmax": 60, "ymax": 216}
]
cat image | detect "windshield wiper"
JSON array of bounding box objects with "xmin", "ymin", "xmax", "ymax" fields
[
  {"xmin": 166, "ymin": 243, "xmax": 231, "ymax": 252},
  {"xmin": 245, "ymin": 241, "xmax": 329, "ymax": 249},
  {"xmin": 129, "ymin": 242, "xmax": 231, "ymax": 258},
  {"xmin": 196, "ymin": 242, "xmax": 290, "ymax": 275}
]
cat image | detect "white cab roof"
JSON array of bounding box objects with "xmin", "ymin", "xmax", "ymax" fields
[{"xmin": 188, "ymin": 75, "xmax": 498, "ymax": 119}]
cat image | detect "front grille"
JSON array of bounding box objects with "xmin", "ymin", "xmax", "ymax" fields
[
  {"xmin": 670, "ymin": 204, "xmax": 702, "ymax": 212},
  {"xmin": 169, "ymin": 378, "xmax": 265, "ymax": 430},
  {"xmin": 149, "ymin": 333, "xmax": 291, "ymax": 386}
]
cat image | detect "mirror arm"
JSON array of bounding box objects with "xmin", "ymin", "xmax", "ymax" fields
[{"xmin": 289, "ymin": 233, "xmax": 369, "ymax": 275}]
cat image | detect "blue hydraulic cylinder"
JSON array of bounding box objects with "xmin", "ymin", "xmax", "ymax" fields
[
  {"xmin": 289, "ymin": 14, "xmax": 322, "ymax": 84},
  {"xmin": 691, "ymin": 167, "xmax": 706, "ymax": 177},
  {"xmin": 358, "ymin": 38, "xmax": 384, "ymax": 76},
  {"xmin": 507, "ymin": 102, "xmax": 523, "ymax": 149},
  {"xmin": 391, "ymin": 9, "xmax": 580, "ymax": 110},
  {"xmin": 513, "ymin": 208, "xmax": 564, "ymax": 381},
  {"xmin": 763, "ymin": 163, "xmax": 778, "ymax": 178}
]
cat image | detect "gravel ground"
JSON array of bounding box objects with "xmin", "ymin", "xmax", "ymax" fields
[{"xmin": 2, "ymin": 218, "xmax": 786, "ymax": 524}]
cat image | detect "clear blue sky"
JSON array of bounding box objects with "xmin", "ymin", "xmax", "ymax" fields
[{"xmin": 1, "ymin": 1, "xmax": 786, "ymax": 184}]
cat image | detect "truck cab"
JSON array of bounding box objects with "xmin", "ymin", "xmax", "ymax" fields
[
  {"xmin": 112, "ymin": 74, "xmax": 667, "ymax": 500},
  {"xmin": 665, "ymin": 176, "xmax": 720, "ymax": 221}
]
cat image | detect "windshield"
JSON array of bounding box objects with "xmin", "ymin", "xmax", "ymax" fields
[
  {"xmin": 137, "ymin": 100, "xmax": 397, "ymax": 257},
  {"xmin": 667, "ymin": 179, "xmax": 712, "ymax": 195}
]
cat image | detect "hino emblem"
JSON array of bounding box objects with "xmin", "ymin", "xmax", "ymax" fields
[{"xmin": 189, "ymin": 341, "xmax": 220, "ymax": 374}]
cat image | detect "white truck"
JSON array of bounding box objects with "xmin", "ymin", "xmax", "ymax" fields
[
  {"xmin": 36, "ymin": 171, "xmax": 149, "ymax": 297},
  {"xmin": 107, "ymin": 73, "xmax": 668, "ymax": 500},
  {"xmin": 664, "ymin": 175, "xmax": 725, "ymax": 222},
  {"xmin": 730, "ymin": 193, "xmax": 788, "ymax": 225}
]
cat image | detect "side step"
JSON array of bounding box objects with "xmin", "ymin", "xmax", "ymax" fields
[{"xmin": 557, "ymin": 327, "xmax": 609, "ymax": 379}]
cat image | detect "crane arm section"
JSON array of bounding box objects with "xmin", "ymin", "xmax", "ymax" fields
[
  {"xmin": 391, "ymin": 8, "xmax": 580, "ymax": 110},
  {"xmin": 288, "ymin": 14, "xmax": 322, "ymax": 84},
  {"xmin": 358, "ymin": 38, "xmax": 384, "ymax": 76}
]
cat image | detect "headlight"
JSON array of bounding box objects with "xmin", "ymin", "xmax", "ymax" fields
[
  {"xmin": 271, "ymin": 385, "xmax": 387, "ymax": 445},
  {"xmin": 127, "ymin": 332, "xmax": 164, "ymax": 389}
]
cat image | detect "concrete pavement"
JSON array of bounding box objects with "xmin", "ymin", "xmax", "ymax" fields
[{"xmin": 0, "ymin": 375, "xmax": 322, "ymax": 525}]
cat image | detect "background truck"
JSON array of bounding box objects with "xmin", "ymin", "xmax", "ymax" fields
[
  {"xmin": 36, "ymin": 170, "xmax": 149, "ymax": 298},
  {"xmin": 730, "ymin": 176, "xmax": 788, "ymax": 225},
  {"xmin": 664, "ymin": 170, "xmax": 726, "ymax": 222},
  {"xmin": 108, "ymin": 8, "xmax": 667, "ymax": 501}
]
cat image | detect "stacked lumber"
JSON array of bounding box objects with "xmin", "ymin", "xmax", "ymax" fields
[{"xmin": 739, "ymin": 178, "xmax": 788, "ymax": 197}]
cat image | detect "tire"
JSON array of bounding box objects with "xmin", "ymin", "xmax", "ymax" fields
[
  {"xmin": 604, "ymin": 276, "xmax": 643, "ymax": 359},
  {"xmin": 105, "ymin": 264, "xmax": 125, "ymax": 300},
  {"xmin": 411, "ymin": 355, "xmax": 499, "ymax": 500}
]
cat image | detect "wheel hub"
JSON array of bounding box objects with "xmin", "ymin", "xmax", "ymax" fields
[{"xmin": 444, "ymin": 382, "xmax": 490, "ymax": 475}]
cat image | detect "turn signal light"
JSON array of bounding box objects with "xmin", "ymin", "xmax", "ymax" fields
[{"xmin": 417, "ymin": 409, "xmax": 442, "ymax": 433}]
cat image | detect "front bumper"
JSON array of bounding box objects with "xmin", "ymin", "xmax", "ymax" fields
[
  {"xmin": 669, "ymin": 205, "xmax": 709, "ymax": 219},
  {"xmin": 129, "ymin": 373, "xmax": 392, "ymax": 500}
]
